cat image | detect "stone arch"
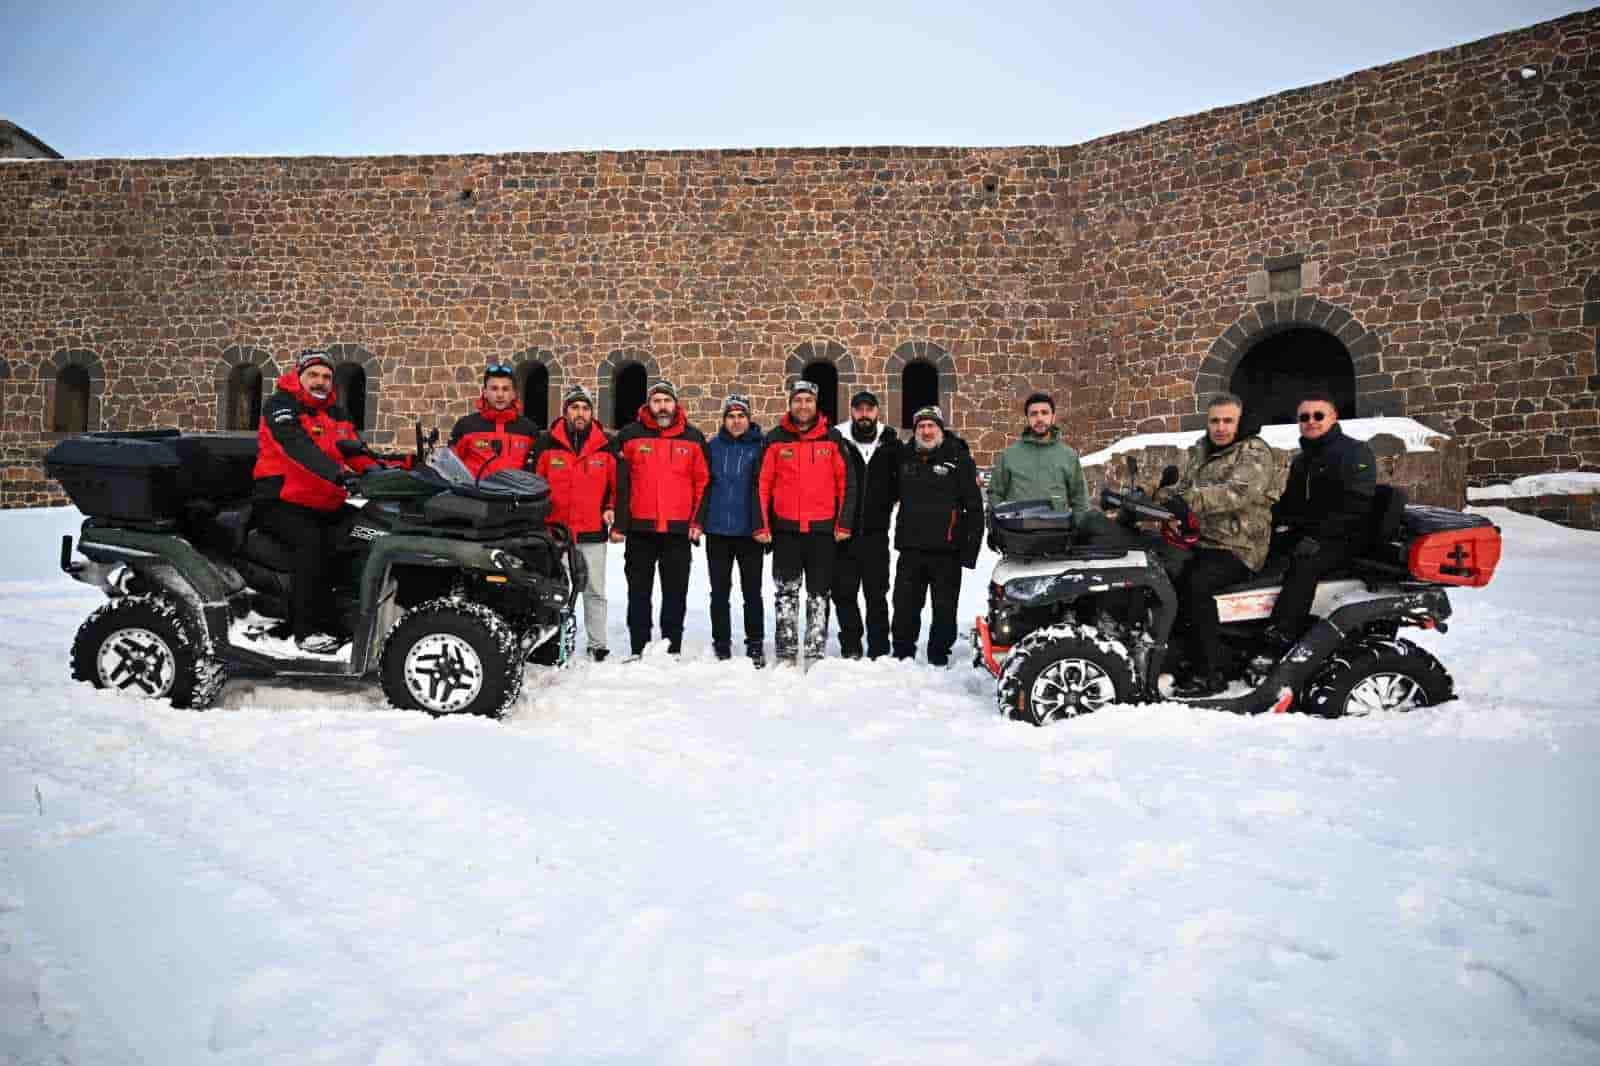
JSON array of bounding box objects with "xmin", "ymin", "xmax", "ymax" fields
[
  {"xmin": 507, "ymin": 347, "xmax": 565, "ymax": 429},
  {"xmin": 43, "ymin": 349, "xmax": 104, "ymax": 434},
  {"xmin": 784, "ymin": 340, "xmax": 858, "ymax": 426},
  {"xmin": 1190, "ymin": 298, "xmax": 1382, "ymax": 430},
  {"xmin": 324, "ymin": 343, "xmax": 383, "ymax": 439},
  {"xmin": 886, "ymin": 340, "xmax": 956, "ymax": 430},
  {"xmin": 214, "ymin": 345, "xmax": 279, "ymax": 431},
  {"xmin": 596, "ymin": 348, "xmax": 661, "ymax": 429}
]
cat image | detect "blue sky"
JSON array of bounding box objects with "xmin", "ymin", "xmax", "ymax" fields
[{"xmin": 4, "ymin": 1, "xmax": 1586, "ymax": 158}]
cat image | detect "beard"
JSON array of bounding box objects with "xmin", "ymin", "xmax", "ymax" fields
[
  {"xmin": 653, "ymin": 410, "xmax": 674, "ymax": 427},
  {"xmin": 307, "ymin": 385, "xmax": 331, "ymax": 400},
  {"xmin": 851, "ymin": 417, "xmax": 877, "ymax": 442},
  {"xmin": 914, "ymin": 433, "xmax": 941, "ymax": 453}
]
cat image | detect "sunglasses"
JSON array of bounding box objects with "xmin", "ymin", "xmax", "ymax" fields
[
  {"xmin": 485, "ymin": 362, "xmax": 515, "ymax": 375},
  {"xmin": 1297, "ymin": 411, "xmax": 1328, "ymax": 423}
]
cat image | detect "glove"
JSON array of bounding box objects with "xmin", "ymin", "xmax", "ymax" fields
[
  {"xmin": 1164, "ymin": 496, "xmax": 1191, "ymax": 525},
  {"xmin": 1293, "ymin": 536, "xmax": 1321, "ymax": 559},
  {"xmin": 340, "ymin": 473, "xmax": 362, "ymax": 494}
]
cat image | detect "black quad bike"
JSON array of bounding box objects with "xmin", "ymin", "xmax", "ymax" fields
[
  {"xmin": 47, "ymin": 427, "xmax": 582, "ymax": 718},
  {"xmin": 973, "ymin": 459, "xmax": 1503, "ymax": 724}
]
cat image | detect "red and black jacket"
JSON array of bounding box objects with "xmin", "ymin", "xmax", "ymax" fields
[
  {"xmin": 253, "ymin": 370, "xmax": 377, "ymax": 512},
  {"xmin": 448, "ymin": 398, "xmax": 540, "ymax": 479},
  {"xmin": 532, "ymin": 419, "xmax": 617, "ymax": 542},
  {"xmin": 612, "ymin": 406, "xmax": 710, "ymax": 535},
  {"xmin": 756, "ymin": 414, "xmax": 857, "ymax": 536}
]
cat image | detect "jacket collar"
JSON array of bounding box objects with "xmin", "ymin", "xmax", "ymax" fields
[
  {"xmin": 779, "ymin": 412, "xmax": 831, "ymax": 440},
  {"xmin": 476, "ymin": 395, "xmax": 523, "ymax": 425},
  {"xmin": 276, "ymin": 369, "xmax": 335, "ymax": 413},
  {"xmin": 717, "ymin": 423, "xmax": 764, "ymax": 445},
  {"xmin": 633, "ymin": 404, "xmax": 688, "ymax": 438},
  {"xmin": 553, "ymin": 417, "xmax": 608, "ymax": 456}
]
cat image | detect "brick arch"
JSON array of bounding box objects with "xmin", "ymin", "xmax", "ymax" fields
[
  {"xmin": 785, "ymin": 340, "xmax": 858, "ymax": 424},
  {"xmin": 214, "ymin": 345, "xmax": 279, "ymax": 430},
  {"xmin": 886, "ymin": 340, "xmax": 957, "ymax": 429},
  {"xmin": 323, "ymin": 343, "xmax": 385, "ymax": 441},
  {"xmin": 42, "ymin": 349, "xmax": 105, "ymax": 434},
  {"xmin": 1188, "ymin": 298, "xmax": 1381, "ymax": 430},
  {"xmin": 595, "ymin": 348, "xmax": 661, "ymax": 429},
  {"xmin": 507, "ymin": 347, "xmax": 565, "ymax": 429}
]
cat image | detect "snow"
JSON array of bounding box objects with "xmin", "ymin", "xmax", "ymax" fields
[
  {"xmin": 1081, "ymin": 417, "xmax": 1449, "ymax": 466},
  {"xmin": 1468, "ymin": 472, "xmax": 1600, "ymax": 501},
  {"xmin": 4, "ymin": 503, "xmax": 1600, "ymax": 1064}
]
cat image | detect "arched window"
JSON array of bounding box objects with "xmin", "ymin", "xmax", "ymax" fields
[
  {"xmin": 900, "ymin": 361, "xmax": 940, "ymax": 429},
  {"xmin": 519, "ymin": 362, "xmax": 550, "ymax": 428},
  {"xmin": 802, "ymin": 361, "xmax": 840, "ymax": 425},
  {"xmin": 334, "ymin": 363, "xmax": 368, "ymax": 431},
  {"xmin": 613, "ymin": 362, "xmax": 648, "ymax": 427},
  {"xmin": 1229, "ymin": 327, "xmax": 1356, "ymax": 426},
  {"xmin": 224, "ymin": 364, "xmax": 265, "ymax": 430},
  {"xmin": 53, "ymin": 364, "xmax": 91, "ymax": 433}
]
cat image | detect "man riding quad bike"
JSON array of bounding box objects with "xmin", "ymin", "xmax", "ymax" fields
[
  {"xmin": 973, "ymin": 457, "xmax": 1503, "ymax": 724},
  {"xmin": 47, "ymin": 425, "xmax": 582, "ymax": 718}
]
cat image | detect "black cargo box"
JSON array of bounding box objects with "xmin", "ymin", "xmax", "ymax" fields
[
  {"xmin": 45, "ymin": 431, "xmax": 260, "ymax": 528},
  {"xmin": 988, "ymin": 499, "xmax": 1078, "ymax": 556}
]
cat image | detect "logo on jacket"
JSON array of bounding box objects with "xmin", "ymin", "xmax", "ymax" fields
[
  {"xmin": 933, "ymin": 463, "xmax": 952, "ymax": 476},
  {"xmin": 549, "ymin": 456, "xmax": 567, "ymax": 467},
  {"xmin": 474, "ymin": 440, "xmax": 493, "ymax": 451},
  {"xmin": 780, "ymin": 448, "xmax": 795, "ymax": 459},
  {"xmin": 639, "ymin": 444, "xmax": 653, "ymax": 455}
]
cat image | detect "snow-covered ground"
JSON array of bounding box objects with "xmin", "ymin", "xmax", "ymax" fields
[{"xmin": 3, "ymin": 504, "xmax": 1598, "ymax": 1065}]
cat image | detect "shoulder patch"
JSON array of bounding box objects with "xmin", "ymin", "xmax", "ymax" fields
[{"xmin": 272, "ymin": 410, "xmax": 296, "ymax": 423}]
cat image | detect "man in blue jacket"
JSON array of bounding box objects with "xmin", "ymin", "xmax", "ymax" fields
[{"xmin": 703, "ymin": 394, "xmax": 767, "ymax": 666}]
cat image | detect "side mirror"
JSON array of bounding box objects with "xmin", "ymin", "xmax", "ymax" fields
[{"xmin": 1159, "ymin": 465, "xmax": 1180, "ymax": 489}]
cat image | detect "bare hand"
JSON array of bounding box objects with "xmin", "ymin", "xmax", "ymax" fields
[
  {"xmin": 602, "ymin": 509, "xmax": 615, "ymax": 527},
  {"xmin": 609, "ymin": 529, "xmax": 625, "ymax": 544},
  {"xmin": 834, "ymin": 528, "xmax": 852, "ymax": 542},
  {"xmin": 689, "ymin": 525, "xmax": 703, "ymax": 545},
  {"xmin": 753, "ymin": 530, "xmax": 772, "ymax": 544}
]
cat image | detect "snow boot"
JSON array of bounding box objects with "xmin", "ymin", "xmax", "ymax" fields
[
  {"xmin": 802, "ymin": 593, "xmax": 831, "ymax": 665},
  {"xmin": 774, "ymin": 577, "xmax": 801, "ymax": 665}
]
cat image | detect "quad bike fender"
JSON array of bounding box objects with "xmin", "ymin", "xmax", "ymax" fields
[
  {"xmin": 1188, "ymin": 587, "xmax": 1454, "ymax": 715},
  {"xmin": 69, "ymin": 524, "xmax": 239, "ymax": 606}
]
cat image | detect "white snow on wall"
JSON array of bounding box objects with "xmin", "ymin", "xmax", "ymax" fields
[
  {"xmin": 1468, "ymin": 472, "xmax": 1600, "ymax": 500},
  {"xmin": 1081, "ymin": 416, "xmax": 1449, "ymax": 466}
]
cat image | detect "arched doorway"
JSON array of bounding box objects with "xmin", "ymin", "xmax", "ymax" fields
[
  {"xmin": 1229, "ymin": 327, "xmax": 1356, "ymax": 426},
  {"xmin": 519, "ymin": 363, "xmax": 550, "ymax": 428},
  {"xmin": 334, "ymin": 363, "xmax": 368, "ymax": 430},
  {"xmin": 53, "ymin": 364, "xmax": 91, "ymax": 432},
  {"xmin": 613, "ymin": 362, "xmax": 648, "ymax": 427},
  {"xmin": 900, "ymin": 361, "xmax": 940, "ymax": 429},
  {"xmin": 224, "ymin": 364, "xmax": 265, "ymax": 430},
  {"xmin": 802, "ymin": 361, "xmax": 839, "ymax": 424}
]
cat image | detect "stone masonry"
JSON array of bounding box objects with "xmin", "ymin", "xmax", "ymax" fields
[{"xmin": 1, "ymin": 10, "xmax": 1597, "ymax": 507}]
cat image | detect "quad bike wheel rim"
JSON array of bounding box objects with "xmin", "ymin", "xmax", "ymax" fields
[
  {"xmin": 1344, "ymin": 672, "xmax": 1427, "ymax": 716},
  {"xmin": 1028, "ymin": 658, "xmax": 1117, "ymax": 721},
  {"xmin": 403, "ymin": 633, "xmax": 485, "ymax": 713},
  {"xmin": 97, "ymin": 627, "xmax": 178, "ymax": 698}
]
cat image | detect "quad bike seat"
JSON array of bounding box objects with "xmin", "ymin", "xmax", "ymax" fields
[{"xmin": 1212, "ymin": 485, "xmax": 1411, "ymax": 597}]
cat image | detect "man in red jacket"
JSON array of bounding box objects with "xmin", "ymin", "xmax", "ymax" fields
[
  {"xmin": 448, "ymin": 362, "xmax": 540, "ymax": 478},
  {"xmin": 755, "ymin": 379, "xmax": 856, "ymax": 667},
  {"xmin": 610, "ymin": 380, "xmax": 709, "ymax": 657},
  {"xmin": 533, "ymin": 384, "xmax": 617, "ymax": 661},
  {"xmin": 251, "ymin": 349, "xmax": 381, "ymax": 653}
]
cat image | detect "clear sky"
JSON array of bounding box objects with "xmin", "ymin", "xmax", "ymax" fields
[{"xmin": 4, "ymin": 0, "xmax": 1588, "ymax": 159}]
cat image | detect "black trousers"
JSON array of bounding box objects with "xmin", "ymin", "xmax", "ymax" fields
[
  {"xmin": 772, "ymin": 531, "xmax": 835, "ymax": 596},
  {"xmin": 624, "ymin": 531, "xmax": 693, "ymax": 654},
  {"xmin": 252, "ymin": 500, "xmax": 355, "ymax": 639},
  {"xmin": 1269, "ymin": 534, "xmax": 1356, "ymax": 637},
  {"xmin": 891, "ymin": 549, "xmax": 963, "ymax": 664},
  {"xmin": 705, "ymin": 533, "xmax": 764, "ymax": 654},
  {"xmin": 1173, "ymin": 547, "xmax": 1252, "ymax": 678},
  {"xmin": 831, "ymin": 530, "xmax": 891, "ymax": 658}
]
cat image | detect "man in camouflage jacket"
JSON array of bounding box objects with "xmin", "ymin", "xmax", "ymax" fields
[{"xmin": 1155, "ymin": 392, "xmax": 1281, "ymax": 696}]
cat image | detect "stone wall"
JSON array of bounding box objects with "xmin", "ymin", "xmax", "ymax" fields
[
  {"xmin": 2, "ymin": 10, "xmax": 1598, "ymax": 507},
  {"xmin": 1474, "ymin": 491, "xmax": 1600, "ymax": 529}
]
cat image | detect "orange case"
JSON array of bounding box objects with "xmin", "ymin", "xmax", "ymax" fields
[{"xmin": 1407, "ymin": 526, "xmax": 1502, "ymax": 588}]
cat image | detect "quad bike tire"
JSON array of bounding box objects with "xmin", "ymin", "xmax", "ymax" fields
[
  {"xmin": 380, "ymin": 599, "xmax": 524, "ymax": 718},
  {"xmin": 70, "ymin": 594, "xmax": 226, "ymax": 710},
  {"xmin": 1302, "ymin": 636, "xmax": 1454, "ymax": 718},
  {"xmin": 998, "ymin": 623, "xmax": 1137, "ymax": 726}
]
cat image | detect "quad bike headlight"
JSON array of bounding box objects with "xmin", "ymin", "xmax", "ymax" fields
[{"xmin": 1003, "ymin": 575, "xmax": 1059, "ymax": 604}]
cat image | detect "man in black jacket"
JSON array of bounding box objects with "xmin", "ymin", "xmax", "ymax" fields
[
  {"xmin": 1264, "ymin": 392, "xmax": 1378, "ymax": 651},
  {"xmin": 891, "ymin": 406, "xmax": 983, "ymax": 666},
  {"xmin": 831, "ymin": 390, "xmax": 901, "ymax": 659}
]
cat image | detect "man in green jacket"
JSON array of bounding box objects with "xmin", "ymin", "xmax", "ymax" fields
[{"xmin": 986, "ymin": 392, "xmax": 1088, "ymax": 516}]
